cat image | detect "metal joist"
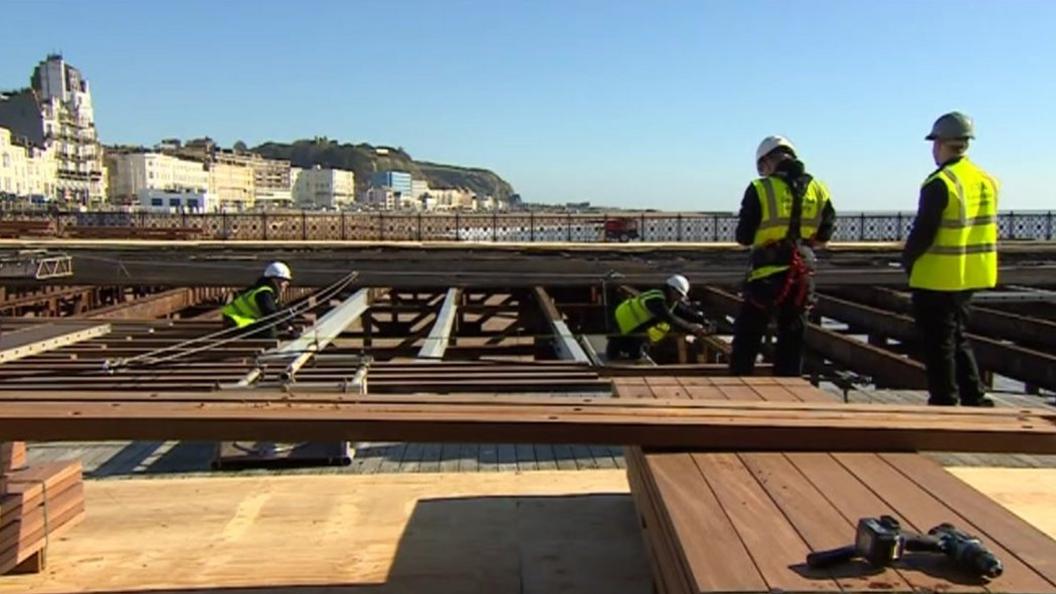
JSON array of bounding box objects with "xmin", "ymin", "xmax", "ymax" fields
[
  {"xmin": 417, "ymin": 288, "xmax": 461, "ymax": 360},
  {"xmin": 268, "ymin": 288, "xmax": 381, "ymax": 380},
  {"xmin": 533, "ymin": 287, "xmax": 590, "ymax": 364},
  {"xmin": 0, "ymin": 322, "xmax": 112, "ymax": 364},
  {"xmin": 82, "ymin": 287, "xmax": 227, "ymax": 320}
]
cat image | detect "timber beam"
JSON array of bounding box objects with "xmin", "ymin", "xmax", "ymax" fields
[
  {"xmin": 0, "ymin": 395, "xmax": 1053, "ymax": 453},
  {"xmin": 699, "ymin": 287, "xmax": 928, "ymax": 388},
  {"xmin": 816, "ymin": 293, "xmax": 1056, "ymax": 392}
]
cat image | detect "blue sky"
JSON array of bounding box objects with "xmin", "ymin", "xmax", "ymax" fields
[{"xmin": 2, "ymin": 0, "xmax": 1053, "ymax": 210}]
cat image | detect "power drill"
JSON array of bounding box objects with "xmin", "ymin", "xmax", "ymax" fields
[
  {"xmin": 807, "ymin": 516, "xmax": 903, "ymax": 569},
  {"xmin": 807, "ymin": 517, "xmax": 1003, "ymax": 580},
  {"xmin": 903, "ymin": 523, "xmax": 1004, "ymax": 579}
]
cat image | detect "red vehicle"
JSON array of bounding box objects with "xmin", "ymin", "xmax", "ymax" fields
[{"xmin": 600, "ymin": 217, "xmax": 639, "ymax": 242}]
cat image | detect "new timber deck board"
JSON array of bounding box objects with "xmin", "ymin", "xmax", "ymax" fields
[{"xmin": 621, "ymin": 377, "xmax": 1056, "ymax": 594}]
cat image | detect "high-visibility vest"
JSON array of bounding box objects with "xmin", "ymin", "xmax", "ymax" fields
[
  {"xmin": 221, "ymin": 285, "xmax": 275, "ymax": 328},
  {"xmin": 909, "ymin": 158, "xmax": 998, "ymax": 291},
  {"xmin": 614, "ymin": 289, "xmax": 672, "ymax": 343},
  {"xmin": 748, "ymin": 175, "xmax": 831, "ymax": 281}
]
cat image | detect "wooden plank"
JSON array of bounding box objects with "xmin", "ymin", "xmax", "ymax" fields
[
  {"xmin": 2, "ymin": 399, "xmax": 1053, "ymax": 454},
  {"xmin": 785, "ymin": 452, "xmax": 977, "ymax": 593},
  {"xmin": 646, "ymin": 452, "xmax": 767, "ymax": 592},
  {"xmin": 883, "ymin": 453, "xmax": 1056, "ymax": 586},
  {"xmin": 438, "ymin": 442, "xmax": 462, "ymax": 473},
  {"xmin": 835, "ymin": 453, "xmax": 1056, "ymax": 593},
  {"xmin": 532, "ymin": 444, "xmax": 558, "ymax": 471},
  {"xmin": 456, "ymin": 443, "xmax": 479, "ymax": 472},
  {"xmin": 692, "ymin": 453, "xmax": 839, "ymax": 592},
  {"xmin": 740, "ymin": 453, "xmax": 912, "ymax": 591},
  {"xmin": 626, "ymin": 451, "xmax": 692, "ymax": 594}
]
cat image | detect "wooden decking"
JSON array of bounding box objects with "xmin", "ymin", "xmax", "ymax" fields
[{"xmin": 619, "ymin": 377, "xmax": 1056, "ymax": 594}]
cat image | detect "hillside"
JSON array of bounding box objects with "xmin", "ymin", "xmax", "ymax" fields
[{"xmin": 253, "ymin": 138, "xmax": 515, "ymax": 200}]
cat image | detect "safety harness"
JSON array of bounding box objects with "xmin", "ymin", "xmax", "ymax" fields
[{"xmin": 749, "ymin": 173, "xmax": 814, "ymax": 310}]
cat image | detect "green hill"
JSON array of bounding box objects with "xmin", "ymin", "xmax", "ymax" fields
[{"xmin": 253, "ymin": 138, "xmax": 515, "ymax": 200}]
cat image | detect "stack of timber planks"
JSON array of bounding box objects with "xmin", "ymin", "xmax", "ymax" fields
[
  {"xmin": 620, "ymin": 376, "xmax": 1056, "ymax": 594},
  {"xmin": 0, "ymin": 442, "xmax": 84, "ymax": 575}
]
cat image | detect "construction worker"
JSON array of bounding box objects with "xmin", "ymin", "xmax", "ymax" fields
[
  {"xmin": 607, "ymin": 275, "xmax": 709, "ymax": 362},
  {"xmin": 729, "ymin": 136, "xmax": 836, "ymax": 376},
  {"xmin": 902, "ymin": 112, "xmax": 997, "ymax": 407},
  {"xmin": 221, "ymin": 261, "xmax": 292, "ymax": 339}
]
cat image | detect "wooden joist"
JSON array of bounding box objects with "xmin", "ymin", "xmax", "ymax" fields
[{"xmin": 0, "ymin": 386, "xmax": 1052, "ymax": 453}]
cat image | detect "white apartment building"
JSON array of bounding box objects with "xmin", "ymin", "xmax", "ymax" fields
[
  {"xmin": 0, "ymin": 126, "xmax": 56, "ymax": 199},
  {"xmin": 106, "ymin": 152, "xmax": 209, "ymax": 203},
  {"xmin": 138, "ymin": 188, "xmax": 217, "ymax": 213},
  {"xmin": 292, "ymin": 166, "xmax": 355, "ymax": 209},
  {"xmin": 0, "ymin": 55, "xmax": 107, "ymax": 203},
  {"xmin": 411, "ymin": 179, "xmax": 429, "ymax": 200},
  {"xmin": 208, "ymin": 161, "xmax": 255, "ymax": 210}
]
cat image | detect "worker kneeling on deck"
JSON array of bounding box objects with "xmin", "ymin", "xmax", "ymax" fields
[
  {"xmin": 902, "ymin": 112, "xmax": 997, "ymax": 407},
  {"xmin": 607, "ymin": 275, "xmax": 709, "ymax": 362},
  {"xmin": 729, "ymin": 136, "xmax": 836, "ymax": 377},
  {"xmin": 221, "ymin": 261, "xmax": 292, "ymax": 339}
]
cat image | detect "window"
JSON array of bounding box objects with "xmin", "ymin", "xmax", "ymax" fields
[
  {"xmin": 187, "ymin": 199, "xmax": 200, "ymax": 208},
  {"xmin": 151, "ymin": 198, "xmax": 163, "ymax": 207},
  {"xmin": 1, "ymin": 154, "xmax": 8, "ymax": 167},
  {"xmin": 169, "ymin": 198, "xmax": 181, "ymax": 207}
]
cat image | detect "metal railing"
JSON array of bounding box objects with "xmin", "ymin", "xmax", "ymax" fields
[{"xmin": 1, "ymin": 209, "xmax": 1053, "ymax": 242}]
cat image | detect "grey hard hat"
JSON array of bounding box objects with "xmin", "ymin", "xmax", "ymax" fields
[{"xmin": 926, "ymin": 111, "xmax": 975, "ymax": 141}]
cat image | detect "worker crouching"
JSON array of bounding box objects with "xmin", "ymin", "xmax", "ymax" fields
[
  {"xmin": 729, "ymin": 136, "xmax": 836, "ymax": 377},
  {"xmin": 221, "ymin": 261, "xmax": 293, "ymax": 339},
  {"xmin": 607, "ymin": 275, "xmax": 710, "ymax": 363}
]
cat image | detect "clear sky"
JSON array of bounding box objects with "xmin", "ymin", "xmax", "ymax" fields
[{"xmin": 2, "ymin": 0, "xmax": 1053, "ymax": 211}]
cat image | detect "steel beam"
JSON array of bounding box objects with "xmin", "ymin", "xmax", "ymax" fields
[
  {"xmin": 416, "ymin": 288, "xmax": 461, "ymax": 360},
  {"xmin": 700, "ymin": 287, "xmax": 928, "ymax": 388},
  {"xmin": 0, "ymin": 322, "xmax": 112, "ymax": 364},
  {"xmin": 533, "ymin": 287, "xmax": 590, "ymax": 364},
  {"xmin": 80, "ymin": 287, "xmax": 227, "ymax": 320},
  {"xmin": 262, "ymin": 287, "xmax": 385, "ymax": 381},
  {"xmin": 816, "ymin": 293, "xmax": 1056, "ymax": 392}
]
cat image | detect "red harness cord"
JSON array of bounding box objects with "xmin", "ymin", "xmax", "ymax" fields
[{"xmin": 748, "ymin": 242, "xmax": 813, "ymax": 310}]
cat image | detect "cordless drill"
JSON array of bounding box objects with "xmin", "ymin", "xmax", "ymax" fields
[
  {"xmin": 807, "ymin": 516, "xmax": 904, "ymax": 569},
  {"xmin": 904, "ymin": 523, "xmax": 1004, "ymax": 579},
  {"xmin": 807, "ymin": 517, "xmax": 1003, "ymax": 580}
]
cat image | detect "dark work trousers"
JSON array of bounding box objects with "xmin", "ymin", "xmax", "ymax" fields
[
  {"xmin": 911, "ymin": 289, "xmax": 987, "ymax": 405},
  {"xmin": 729, "ymin": 273, "xmax": 812, "ymax": 377},
  {"xmin": 606, "ymin": 334, "xmax": 648, "ymax": 361}
]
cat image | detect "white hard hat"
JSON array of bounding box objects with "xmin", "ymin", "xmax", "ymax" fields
[
  {"xmin": 665, "ymin": 274, "xmax": 690, "ymax": 298},
  {"xmin": 756, "ymin": 136, "xmax": 797, "ymax": 163},
  {"xmin": 264, "ymin": 261, "xmax": 292, "ymax": 281}
]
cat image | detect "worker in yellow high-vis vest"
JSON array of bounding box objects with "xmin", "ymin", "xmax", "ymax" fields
[
  {"xmin": 221, "ymin": 261, "xmax": 292, "ymax": 338},
  {"xmin": 729, "ymin": 136, "xmax": 836, "ymax": 377},
  {"xmin": 606, "ymin": 275, "xmax": 710, "ymax": 362},
  {"xmin": 902, "ymin": 112, "xmax": 998, "ymax": 407}
]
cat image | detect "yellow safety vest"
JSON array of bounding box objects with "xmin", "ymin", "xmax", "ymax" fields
[
  {"xmin": 614, "ymin": 289, "xmax": 672, "ymax": 344},
  {"xmin": 748, "ymin": 176, "xmax": 831, "ymax": 281},
  {"xmin": 909, "ymin": 158, "xmax": 998, "ymax": 291},
  {"xmin": 221, "ymin": 285, "xmax": 275, "ymax": 328}
]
